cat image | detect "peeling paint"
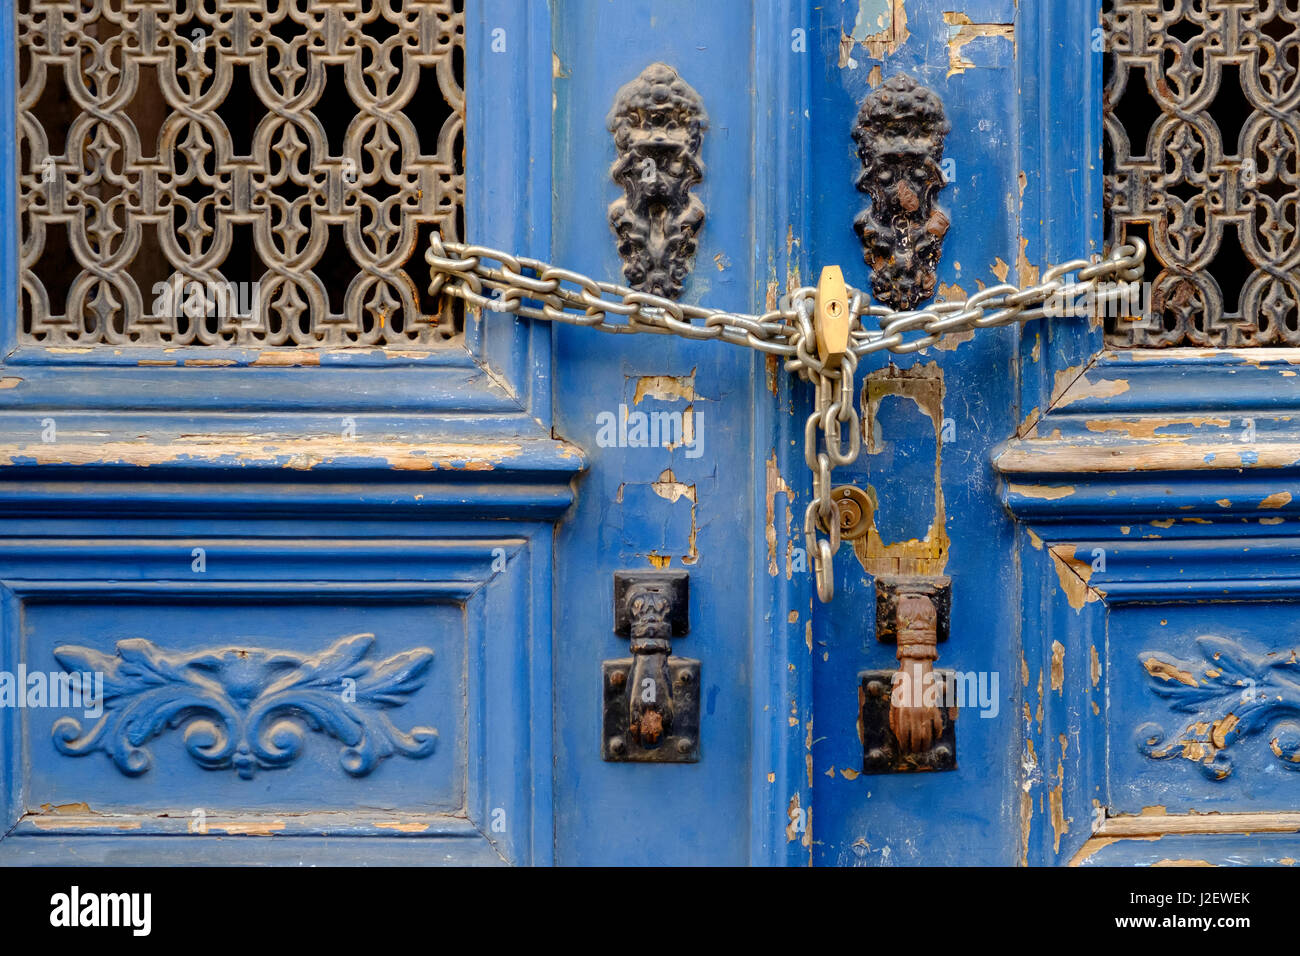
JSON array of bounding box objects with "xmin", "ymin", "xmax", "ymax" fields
[
  {"xmin": 1049, "ymin": 783, "xmax": 1070, "ymax": 853},
  {"xmin": 1048, "ymin": 545, "xmax": 1104, "ymax": 610},
  {"xmin": 1015, "ymin": 236, "xmax": 1040, "ymax": 289},
  {"xmin": 0, "ymin": 438, "xmax": 536, "ymax": 472},
  {"xmin": 1084, "ymin": 417, "xmax": 1230, "ymax": 440},
  {"xmin": 375, "ymin": 821, "xmax": 430, "ymax": 832},
  {"xmin": 1010, "ymin": 483, "xmax": 1075, "ymax": 501},
  {"xmin": 633, "ymin": 370, "xmax": 695, "ymax": 405},
  {"xmin": 251, "ymin": 350, "xmax": 321, "ymax": 367},
  {"xmin": 1036, "ymin": 669, "xmax": 1043, "ymax": 732},
  {"xmin": 30, "ymin": 816, "xmax": 142, "ymax": 831},
  {"xmin": 651, "ymin": 468, "xmax": 699, "ymax": 565},
  {"xmin": 843, "ymin": 0, "xmax": 911, "ymax": 62},
  {"xmin": 1020, "ymin": 790, "xmax": 1033, "ymax": 866},
  {"xmin": 207, "ymin": 820, "xmax": 287, "ymax": 836},
  {"xmin": 1050, "ymin": 641, "xmax": 1065, "ymax": 693},
  {"xmin": 765, "ymin": 450, "xmax": 794, "ymax": 578},
  {"xmin": 1018, "ymin": 406, "xmax": 1040, "ymax": 437},
  {"xmin": 851, "ymin": 363, "xmax": 949, "ymax": 577},
  {"xmin": 942, "ymin": 12, "xmax": 1014, "ymax": 77},
  {"xmin": 1260, "ymin": 491, "xmax": 1292, "ymax": 510},
  {"xmin": 1069, "ymin": 836, "xmax": 1150, "ymax": 866},
  {"xmin": 1053, "ymin": 374, "xmax": 1131, "ymax": 409}
]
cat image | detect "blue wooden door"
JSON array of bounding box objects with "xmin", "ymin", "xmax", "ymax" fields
[
  {"xmin": 2, "ymin": 0, "xmax": 1294, "ymax": 868},
  {"xmin": 796, "ymin": 0, "xmax": 1300, "ymax": 867}
]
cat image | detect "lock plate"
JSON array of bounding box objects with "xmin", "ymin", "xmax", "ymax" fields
[
  {"xmin": 603, "ymin": 657, "xmax": 701, "ymax": 762},
  {"xmin": 603, "ymin": 570, "xmax": 700, "ymax": 763},
  {"xmin": 858, "ymin": 669, "xmax": 958, "ymax": 773}
]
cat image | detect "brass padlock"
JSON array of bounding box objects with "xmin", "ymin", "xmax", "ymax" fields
[{"xmin": 814, "ymin": 265, "xmax": 850, "ymax": 366}]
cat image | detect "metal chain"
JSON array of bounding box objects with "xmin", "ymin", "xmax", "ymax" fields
[{"xmin": 427, "ymin": 234, "xmax": 1147, "ymax": 601}]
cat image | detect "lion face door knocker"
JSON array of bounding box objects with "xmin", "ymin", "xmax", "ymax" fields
[
  {"xmin": 607, "ymin": 63, "xmax": 709, "ymax": 300},
  {"xmin": 852, "ymin": 74, "xmax": 951, "ymax": 311}
]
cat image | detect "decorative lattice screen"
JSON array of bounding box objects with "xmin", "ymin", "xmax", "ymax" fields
[
  {"xmin": 1105, "ymin": 0, "xmax": 1300, "ymax": 347},
  {"xmin": 17, "ymin": 0, "xmax": 464, "ymax": 348}
]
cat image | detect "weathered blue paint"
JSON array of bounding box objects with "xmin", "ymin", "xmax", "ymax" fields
[
  {"xmin": 999, "ymin": 0, "xmax": 1300, "ymax": 864},
  {"xmin": 2, "ymin": 0, "xmax": 1289, "ymax": 867},
  {"xmin": 0, "ymin": 0, "xmax": 570, "ymax": 866},
  {"xmin": 807, "ymin": 0, "xmax": 1026, "ymax": 866},
  {"xmin": 550, "ymin": 0, "xmax": 789, "ymax": 866}
]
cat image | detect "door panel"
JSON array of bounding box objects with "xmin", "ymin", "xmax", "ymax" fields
[
  {"xmin": 550, "ymin": 0, "xmax": 780, "ymax": 865},
  {"xmin": 0, "ymin": 0, "xmax": 570, "ymax": 865},
  {"xmin": 806, "ymin": 0, "xmax": 1025, "ymax": 865}
]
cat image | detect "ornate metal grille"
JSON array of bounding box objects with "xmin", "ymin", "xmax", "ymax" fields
[
  {"xmin": 1104, "ymin": 0, "xmax": 1300, "ymax": 347},
  {"xmin": 17, "ymin": 0, "xmax": 464, "ymax": 348}
]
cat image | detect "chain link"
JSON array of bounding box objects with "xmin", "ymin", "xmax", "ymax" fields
[{"xmin": 427, "ymin": 234, "xmax": 1147, "ymax": 601}]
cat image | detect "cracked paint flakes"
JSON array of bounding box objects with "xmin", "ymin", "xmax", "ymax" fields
[
  {"xmin": 840, "ymin": 0, "xmax": 910, "ymax": 68},
  {"xmin": 1048, "ymin": 544, "xmax": 1104, "ymax": 610},
  {"xmin": 942, "ymin": 12, "xmax": 1014, "ymax": 78}
]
